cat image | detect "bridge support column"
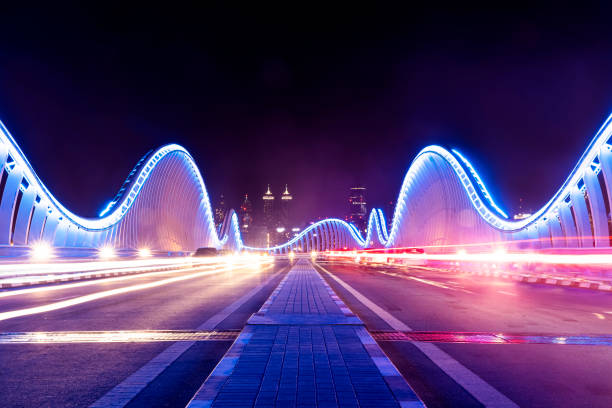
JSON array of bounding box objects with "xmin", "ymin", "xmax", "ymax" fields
[
  {"xmin": 584, "ymin": 168, "xmax": 609, "ymax": 247},
  {"xmin": 323, "ymin": 224, "xmax": 328, "ymax": 251},
  {"xmin": 537, "ymin": 222, "xmax": 551, "ymax": 248},
  {"xmin": 559, "ymin": 203, "xmax": 579, "ymax": 247},
  {"xmin": 0, "ymin": 168, "xmax": 24, "ymax": 244},
  {"xmin": 570, "ymin": 187, "xmax": 594, "ymax": 247},
  {"xmin": 549, "ymin": 216, "xmax": 565, "ymax": 248}
]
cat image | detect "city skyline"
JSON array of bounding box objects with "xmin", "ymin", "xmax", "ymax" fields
[{"xmin": 215, "ymin": 183, "xmax": 371, "ymax": 234}]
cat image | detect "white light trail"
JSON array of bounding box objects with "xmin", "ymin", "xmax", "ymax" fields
[
  {"xmin": 0, "ymin": 256, "xmax": 221, "ymax": 279},
  {"xmin": 0, "ymin": 262, "xmax": 224, "ymax": 299},
  {"xmin": 0, "ymin": 259, "xmax": 274, "ymax": 322},
  {"xmin": 326, "ymin": 250, "xmax": 612, "ymax": 266}
]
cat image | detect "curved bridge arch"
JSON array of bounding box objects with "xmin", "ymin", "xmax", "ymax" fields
[
  {"xmin": 381, "ymin": 112, "xmax": 612, "ymax": 250},
  {"xmin": 2, "ymin": 111, "xmax": 612, "ymax": 254},
  {"xmin": 0, "ymin": 121, "xmax": 225, "ymax": 251},
  {"xmin": 240, "ymin": 112, "xmax": 612, "ymax": 253}
]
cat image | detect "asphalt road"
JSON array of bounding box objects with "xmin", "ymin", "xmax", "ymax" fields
[
  {"xmin": 3, "ymin": 256, "xmax": 612, "ymax": 407},
  {"xmin": 0, "ymin": 258, "xmax": 289, "ymax": 408},
  {"xmin": 315, "ymin": 260, "xmax": 612, "ymax": 408}
]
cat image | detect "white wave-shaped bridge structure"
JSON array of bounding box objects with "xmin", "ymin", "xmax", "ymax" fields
[{"xmin": 1, "ymin": 113, "xmax": 612, "ymax": 255}]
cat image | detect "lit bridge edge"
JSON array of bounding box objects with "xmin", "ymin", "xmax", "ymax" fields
[{"xmin": 2, "ymin": 111, "xmax": 612, "ymax": 253}]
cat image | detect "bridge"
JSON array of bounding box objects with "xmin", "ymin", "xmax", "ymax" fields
[
  {"xmin": 2, "ymin": 116, "xmax": 612, "ymax": 407},
  {"xmin": 2, "ymin": 113, "xmax": 612, "ymax": 256}
]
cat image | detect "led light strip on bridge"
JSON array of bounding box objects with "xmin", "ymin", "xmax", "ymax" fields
[{"xmin": 1, "ymin": 111, "xmax": 612, "ymax": 254}]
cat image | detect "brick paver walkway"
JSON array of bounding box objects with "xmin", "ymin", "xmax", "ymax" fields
[{"xmin": 187, "ymin": 259, "xmax": 424, "ymax": 408}]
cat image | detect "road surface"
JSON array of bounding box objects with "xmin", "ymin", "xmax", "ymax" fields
[
  {"xmin": 2, "ymin": 256, "xmax": 612, "ymax": 407},
  {"xmin": 0, "ymin": 258, "xmax": 288, "ymax": 408},
  {"xmin": 315, "ymin": 260, "xmax": 612, "ymax": 407}
]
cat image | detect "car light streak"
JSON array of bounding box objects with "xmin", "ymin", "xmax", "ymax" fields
[
  {"xmin": 325, "ymin": 249, "xmax": 612, "ymax": 266},
  {"xmin": 0, "ymin": 330, "xmax": 240, "ymax": 343},
  {"xmin": 0, "ymin": 260, "xmax": 274, "ymax": 322},
  {"xmin": 0, "ymin": 262, "xmax": 230, "ymax": 299},
  {"xmin": 370, "ymin": 331, "xmax": 612, "ymax": 346},
  {"xmin": 0, "ymin": 256, "xmax": 223, "ymax": 279},
  {"xmin": 0, "ymin": 263, "xmax": 196, "ymax": 287}
]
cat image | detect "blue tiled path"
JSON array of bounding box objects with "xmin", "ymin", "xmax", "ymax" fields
[{"xmin": 187, "ymin": 259, "xmax": 424, "ymax": 408}]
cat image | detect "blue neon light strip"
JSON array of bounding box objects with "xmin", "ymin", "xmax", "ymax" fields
[
  {"xmin": 451, "ymin": 149, "xmax": 509, "ymax": 218},
  {"xmin": 2, "ymin": 109, "xmax": 612, "ymax": 253}
]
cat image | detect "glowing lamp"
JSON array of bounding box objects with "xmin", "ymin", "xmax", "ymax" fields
[
  {"xmin": 30, "ymin": 242, "xmax": 53, "ymax": 260},
  {"xmin": 138, "ymin": 248, "xmax": 152, "ymax": 257},
  {"xmin": 99, "ymin": 246, "xmax": 116, "ymax": 259}
]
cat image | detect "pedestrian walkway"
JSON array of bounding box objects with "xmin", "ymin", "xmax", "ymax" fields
[{"xmin": 186, "ymin": 259, "xmax": 424, "ymax": 408}]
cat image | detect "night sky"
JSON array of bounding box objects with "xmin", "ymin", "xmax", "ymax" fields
[{"xmin": 1, "ymin": 4, "xmax": 612, "ymax": 225}]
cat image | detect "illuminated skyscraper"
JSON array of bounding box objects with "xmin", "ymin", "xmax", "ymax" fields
[
  {"xmin": 348, "ymin": 186, "xmax": 367, "ymax": 233},
  {"xmin": 262, "ymin": 185, "xmax": 275, "ymax": 246},
  {"xmin": 280, "ymin": 185, "xmax": 292, "ymax": 227},
  {"xmin": 278, "ymin": 185, "xmax": 293, "ymax": 241},
  {"xmin": 263, "ymin": 185, "xmax": 275, "ymax": 229},
  {"xmin": 239, "ymin": 194, "xmax": 253, "ymax": 241},
  {"xmin": 214, "ymin": 193, "xmax": 226, "ymax": 231}
]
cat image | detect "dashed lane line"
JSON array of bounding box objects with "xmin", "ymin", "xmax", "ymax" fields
[{"xmin": 374, "ymin": 268, "xmax": 476, "ymax": 294}]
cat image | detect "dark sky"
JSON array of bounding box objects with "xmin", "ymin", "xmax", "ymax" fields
[{"xmin": 1, "ymin": 4, "xmax": 612, "ymax": 225}]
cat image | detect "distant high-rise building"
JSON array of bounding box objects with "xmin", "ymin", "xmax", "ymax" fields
[
  {"xmin": 279, "ymin": 185, "xmax": 293, "ymax": 241},
  {"xmin": 263, "ymin": 185, "xmax": 275, "ymax": 228},
  {"xmin": 348, "ymin": 186, "xmax": 367, "ymax": 233},
  {"xmin": 262, "ymin": 185, "xmax": 275, "ymax": 247},
  {"xmin": 239, "ymin": 194, "xmax": 253, "ymax": 241},
  {"xmin": 280, "ymin": 185, "xmax": 292, "ymax": 227},
  {"xmin": 214, "ymin": 193, "xmax": 226, "ymax": 231}
]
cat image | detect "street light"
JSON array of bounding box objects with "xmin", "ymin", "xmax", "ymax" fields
[
  {"xmin": 30, "ymin": 242, "xmax": 53, "ymax": 261},
  {"xmin": 99, "ymin": 246, "xmax": 116, "ymax": 259}
]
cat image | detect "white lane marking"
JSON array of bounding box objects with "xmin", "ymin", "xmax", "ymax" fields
[
  {"xmin": 0, "ymin": 262, "xmax": 272, "ymax": 322},
  {"xmin": 497, "ymin": 291, "xmax": 517, "ymax": 297},
  {"xmin": 376, "ymin": 269, "xmax": 475, "ymax": 294},
  {"xmin": 317, "ymin": 263, "xmax": 519, "ymax": 408},
  {"xmin": 89, "ymin": 264, "xmax": 284, "ymax": 408},
  {"xmin": 593, "ymin": 313, "xmax": 606, "ymax": 320}
]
